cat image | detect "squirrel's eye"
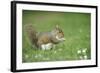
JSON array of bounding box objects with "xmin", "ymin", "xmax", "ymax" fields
[{"xmin": 59, "ymin": 30, "xmax": 62, "ymax": 33}]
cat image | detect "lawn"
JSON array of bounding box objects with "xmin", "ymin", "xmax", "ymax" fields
[{"xmin": 22, "ymin": 10, "xmax": 91, "ymax": 63}]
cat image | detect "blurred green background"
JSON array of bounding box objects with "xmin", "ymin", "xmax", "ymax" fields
[{"xmin": 22, "ymin": 10, "xmax": 91, "ymax": 63}]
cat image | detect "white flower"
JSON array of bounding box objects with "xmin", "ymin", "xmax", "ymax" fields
[
  {"xmin": 77, "ymin": 50, "xmax": 81, "ymax": 54},
  {"xmin": 82, "ymin": 48, "xmax": 87, "ymax": 53},
  {"xmin": 84, "ymin": 55, "xmax": 87, "ymax": 59}
]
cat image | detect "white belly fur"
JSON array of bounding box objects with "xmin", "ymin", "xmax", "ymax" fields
[{"xmin": 41, "ymin": 43, "xmax": 53, "ymax": 50}]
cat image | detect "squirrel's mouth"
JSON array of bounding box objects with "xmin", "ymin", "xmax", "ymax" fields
[{"xmin": 56, "ymin": 36, "xmax": 66, "ymax": 41}]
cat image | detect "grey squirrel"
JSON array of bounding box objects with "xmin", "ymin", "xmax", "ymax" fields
[{"xmin": 25, "ymin": 24, "xmax": 65, "ymax": 50}]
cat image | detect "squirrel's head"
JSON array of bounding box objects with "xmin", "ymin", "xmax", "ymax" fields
[{"xmin": 52, "ymin": 25, "xmax": 66, "ymax": 41}]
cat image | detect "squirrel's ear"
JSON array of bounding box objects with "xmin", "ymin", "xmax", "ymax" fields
[{"xmin": 55, "ymin": 24, "xmax": 59, "ymax": 29}]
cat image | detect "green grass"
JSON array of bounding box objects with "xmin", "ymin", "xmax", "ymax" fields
[{"xmin": 22, "ymin": 10, "xmax": 91, "ymax": 63}]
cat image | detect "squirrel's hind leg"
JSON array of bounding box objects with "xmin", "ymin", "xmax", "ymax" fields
[{"xmin": 41, "ymin": 43, "xmax": 53, "ymax": 50}]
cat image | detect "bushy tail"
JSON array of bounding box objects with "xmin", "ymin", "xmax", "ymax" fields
[{"xmin": 24, "ymin": 24, "xmax": 38, "ymax": 47}]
